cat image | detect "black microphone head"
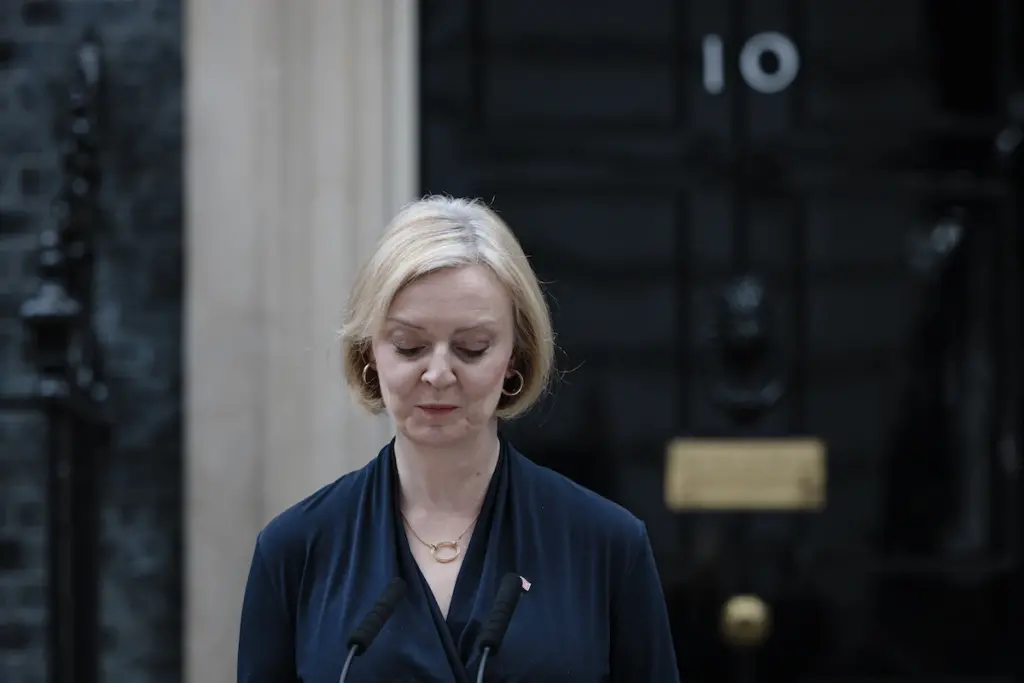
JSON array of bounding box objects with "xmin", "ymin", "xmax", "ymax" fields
[
  {"xmin": 478, "ymin": 573, "xmax": 526, "ymax": 654},
  {"xmin": 347, "ymin": 577, "xmax": 407, "ymax": 653}
]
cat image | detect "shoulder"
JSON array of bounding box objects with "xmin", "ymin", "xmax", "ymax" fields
[
  {"xmin": 254, "ymin": 451, "xmax": 380, "ymax": 568},
  {"xmin": 509, "ymin": 446, "xmax": 647, "ymax": 552}
]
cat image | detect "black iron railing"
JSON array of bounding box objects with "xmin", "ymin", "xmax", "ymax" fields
[{"xmin": 0, "ymin": 29, "xmax": 109, "ymax": 683}]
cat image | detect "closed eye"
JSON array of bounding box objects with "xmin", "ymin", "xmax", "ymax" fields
[{"xmin": 393, "ymin": 345, "xmax": 489, "ymax": 359}]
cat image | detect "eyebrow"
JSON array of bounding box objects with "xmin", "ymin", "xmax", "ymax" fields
[{"xmin": 385, "ymin": 316, "xmax": 497, "ymax": 334}]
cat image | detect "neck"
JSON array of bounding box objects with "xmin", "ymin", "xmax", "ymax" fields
[{"xmin": 394, "ymin": 426, "xmax": 500, "ymax": 515}]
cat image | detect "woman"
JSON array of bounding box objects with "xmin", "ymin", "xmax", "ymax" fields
[{"xmin": 237, "ymin": 196, "xmax": 679, "ymax": 682}]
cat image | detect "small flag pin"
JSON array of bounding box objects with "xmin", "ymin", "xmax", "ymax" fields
[{"xmin": 520, "ymin": 576, "xmax": 531, "ymax": 592}]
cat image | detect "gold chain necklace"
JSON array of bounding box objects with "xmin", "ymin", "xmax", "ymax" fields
[{"xmin": 401, "ymin": 512, "xmax": 478, "ymax": 564}]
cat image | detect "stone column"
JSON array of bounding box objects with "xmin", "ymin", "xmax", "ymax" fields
[{"xmin": 183, "ymin": 2, "xmax": 417, "ymax": 682}]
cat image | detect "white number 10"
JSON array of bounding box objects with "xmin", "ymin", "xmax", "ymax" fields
[{"xmin": 702, "ymin": 32, "xmax": 800, "ymax": 94}]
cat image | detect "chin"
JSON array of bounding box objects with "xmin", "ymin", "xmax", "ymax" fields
[{"xmin": 402, "ymin": 419, "xmax": 475, "ymax": 448}]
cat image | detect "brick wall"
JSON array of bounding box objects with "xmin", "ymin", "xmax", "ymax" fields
[{"xmin": 0, "ymin": 2, "xmax": 182, "ymax": 683}]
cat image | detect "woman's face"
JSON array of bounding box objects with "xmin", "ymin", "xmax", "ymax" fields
[{"xmin": 371, "ymin": 265, "xmax": 516, "ymax": 448}]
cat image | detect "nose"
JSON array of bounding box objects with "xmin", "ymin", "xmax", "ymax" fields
[{"xmin": 422, "ymin": 346, "xmax": 456, "ymax": 388}]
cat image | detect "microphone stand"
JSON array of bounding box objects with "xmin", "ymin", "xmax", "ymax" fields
[
  {"xmin": 476, "ymin": 647, "xmax": 492, "ymax": 683},
  {"xmin": 338, "ymin": 644, "xmax": 359, "ymax": 683}
]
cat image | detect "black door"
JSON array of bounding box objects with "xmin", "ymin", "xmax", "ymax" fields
[{"xmin": 420, "ymin": 1, "xmax": 1023, "ymax": 681}]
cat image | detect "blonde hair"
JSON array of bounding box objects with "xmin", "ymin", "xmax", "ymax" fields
[{"xmin": 340, "ymin": 196, "xmax": 554, "ymax": 419}]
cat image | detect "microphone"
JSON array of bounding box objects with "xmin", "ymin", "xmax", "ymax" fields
[
  {"xmin": 475, "ymin": 573, "xmax": 527, "ymax": 683},
  {"xmin": 338, "ymin": 577, "xmax": 407, "ymax": 683}
]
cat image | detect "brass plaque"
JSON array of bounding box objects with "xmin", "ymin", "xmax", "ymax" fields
[{"xmin": 664, "ymin": 437, "xmax": 826, "ymax": 511}]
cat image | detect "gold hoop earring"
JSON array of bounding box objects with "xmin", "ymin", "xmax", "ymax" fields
[
  {"xmin": 502, "ymin": 369, "xmax": 524, "ymax": 397},
  {"xmin": 362, "ymin": 363, "xmax": 375, "ymax": 385}
]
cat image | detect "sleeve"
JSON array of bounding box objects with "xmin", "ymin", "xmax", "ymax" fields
[
  {"xmin": 237, "ymin": 534, "xmax": 298, "ymax": 683},
  {"xmin": 610, "ymin": 522, "xmax": 680, "ymax": 683}
]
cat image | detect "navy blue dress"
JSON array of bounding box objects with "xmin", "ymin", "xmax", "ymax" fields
[{"xmin": 238, "ymin": 438, "xmax": 679, "ymax": 683}]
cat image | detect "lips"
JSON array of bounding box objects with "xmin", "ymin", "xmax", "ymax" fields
[{"xmin": 417, "ymin": 405, "xmax": 457, "ymax": 413}]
